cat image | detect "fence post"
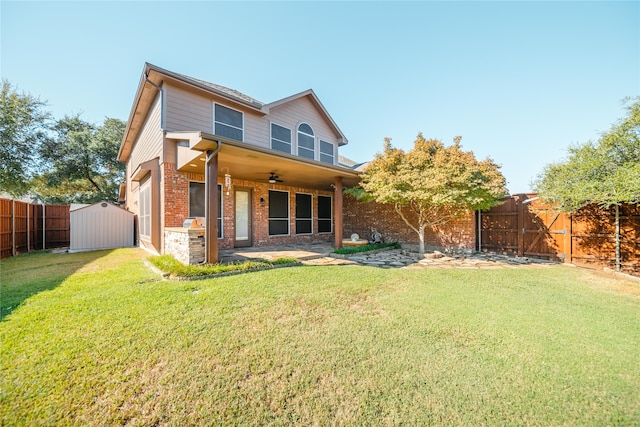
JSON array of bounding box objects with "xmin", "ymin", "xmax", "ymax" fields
[
  {"xmin": 517, "ymin": 196, "xmax": 525, "ymax": 257},
  {"xmin": 42, "ymin": 203, "xmax": 46, "ymax": 250},
  {"xmin": 11, "ymin": 200, "xmax": 15, "ymax": 256},
  {"xmin": 27, "ymin": 203, "xmax": 30, "ymax": 252},
  {"xmin": 565, "ymin": 212, "xmax": 572, "ymax": 264},
  {"xmin": 477, "ymin": 210, "xmax": 482, "ymax": 252}
]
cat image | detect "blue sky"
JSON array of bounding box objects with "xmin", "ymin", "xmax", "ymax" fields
[{"xmin": 2, "ymin": 1, "xmax": 638, "ymax": 193}]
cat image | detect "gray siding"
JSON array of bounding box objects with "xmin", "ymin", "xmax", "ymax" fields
[
  {"xmin": 267, "ymin": 97, "xmax": 340, "ymax": 163},
  {"xmin": 162, "ymin": 84, "xmax": 341, "ymax": 161},
  {"xmin": 165, "ymin": 85, "xmax": 212, "ymax": 132},
  {"xmin": 130, "ymin": 94, "xmax": 163, "ymax": 171}
]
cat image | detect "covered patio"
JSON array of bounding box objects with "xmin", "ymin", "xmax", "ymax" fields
[{"xmin": 164, "ymin": 131, "xmax": 361, "ymax": 264}]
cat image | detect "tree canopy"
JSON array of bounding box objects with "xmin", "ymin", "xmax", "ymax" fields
[
  {"xmin": 33, "ymin": 115, "xmax": 126, "ymax": 204},
  {"xmin": 350, "ymin": 134, "xmax": 507, "ymax": 253},
  {"xmin": 0, "ymin": 80, "xmax": 126, "ymax": 203},
  {"xmin": 0, "ymin": 80, "xmax": 51, "ymax": 197},
  {"xmin": 535, "ymin": 97, "xmax": 640, "ymax": 211}
]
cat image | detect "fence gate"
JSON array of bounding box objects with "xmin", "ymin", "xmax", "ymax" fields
[
  {"xmin": 480, "ymin": 194, "xmax": 639, "ymax": 274},
  {"xmin": 479, "ymin": 194, "xmax": 570, "ymax": 261},
  {"xmin": 521, "ymin": 197, "xmax": 570, "ymax": 262}
]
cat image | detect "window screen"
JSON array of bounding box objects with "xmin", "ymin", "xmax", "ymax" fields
[
  {"xmin": 295, "ymin": 193, "xmax": 312, "ymax": 234},
  {"xmin": 269, "ymin": 190, "xmax": 289, "ymax": 235},
  {"xmin": 189, "ymin": 182, "xmax": 222, "ymax": 238},
  {"xmin": 317, "ymin": 195, "xmax": 332, "ymax": 233}
]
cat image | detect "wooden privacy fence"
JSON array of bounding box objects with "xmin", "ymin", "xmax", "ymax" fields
[
  {"xmin": 0, "ymin": 198, "xmax": 70, "ymax": 260},
  {"xmin": 479, "ymin": 194, "xmax": 640, "ymax": 274}
]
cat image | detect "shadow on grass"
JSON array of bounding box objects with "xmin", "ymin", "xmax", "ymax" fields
[{"xmin": 0, "ymin": 249, "xmax": 113, "ymax": 320}]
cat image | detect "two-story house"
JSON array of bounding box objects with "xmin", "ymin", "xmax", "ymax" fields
[{"xmin": 118, "ymin": 63, "xmax": 360, "ymax": 264}]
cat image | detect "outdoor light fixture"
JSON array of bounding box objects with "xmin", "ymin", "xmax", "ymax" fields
[
  {"xmin": 260, "ymin": 197, "xmax": 266, "ymax": 207},
  {"xmin": 223, "ymin": 168, "xmax": 232, "ymax": 196}
]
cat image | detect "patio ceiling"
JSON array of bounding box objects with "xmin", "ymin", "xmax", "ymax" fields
[{"xmin": 173, "ymin": 134, "xmax": 361, "ymax": 191}]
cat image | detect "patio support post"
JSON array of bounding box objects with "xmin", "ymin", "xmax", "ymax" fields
[
  {"xmin": 205, "ymin": 149, "xmax": 219, "ymax": 264},
  {"xmin": 334, "ymin": 176, "xmax": 343, "ymax": 249}
]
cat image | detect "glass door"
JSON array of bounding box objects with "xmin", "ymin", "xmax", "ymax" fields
[{"xmin": 234, "ymin": 188, "xmax": 252, "ymax": 247}]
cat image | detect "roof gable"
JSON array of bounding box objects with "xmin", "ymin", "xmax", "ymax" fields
[
  {"xmin": 119, "ymin": 64, "xmax": 348, "ymax": 162},
  {"xmin": 264, "ymin": 89, "xmax": 347, "ymax": 145}
]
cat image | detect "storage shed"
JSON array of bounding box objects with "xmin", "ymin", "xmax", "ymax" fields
[{"xmin": 70, "ymin": 202, "xmax": 134, "ymax": 251}]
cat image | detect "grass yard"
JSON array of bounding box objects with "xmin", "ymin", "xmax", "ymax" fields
[{"xmin": 1, "ymin": 249, "xmax": 640, "ymax": 426}]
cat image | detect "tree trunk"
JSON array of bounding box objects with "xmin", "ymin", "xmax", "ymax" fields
[
  {"xmin": 615, "ymin": 204, "xmax": 621, "ymax": 272},
  {"xmin": 418, "ymin": 228, "xmax": 425, "ymax": 254}
]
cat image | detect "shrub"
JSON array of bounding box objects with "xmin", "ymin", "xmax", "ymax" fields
[{"xmin": 149, "ymin": 255, "xmax": 299, "ymax": 278}]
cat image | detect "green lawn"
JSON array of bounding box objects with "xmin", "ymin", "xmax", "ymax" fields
[{"xmin": 1, "ymin": 249, "xmax": 639, "ymax": 426}]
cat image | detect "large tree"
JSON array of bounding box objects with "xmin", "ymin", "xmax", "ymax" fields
[
  {"xmin": 0, "ymin": 80, "xmax": 51, "ymax": 197},
  {"xmin": 33, "ymin": 115, "xmax": 126, "ymax": 203},
  {"xmin": 351, "ymin": 134, "xmax": 507, "ymax": 254},
  {"xmin": 535, "ymin": 97, "xmax": 640, "ymax": 270}
]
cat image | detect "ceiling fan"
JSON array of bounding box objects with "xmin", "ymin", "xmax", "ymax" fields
[{"xmin": 268, "ymin": 172, "xmax": 283, "ymax": 183}]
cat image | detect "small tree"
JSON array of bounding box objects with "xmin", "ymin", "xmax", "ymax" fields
[
  {"xmin": 350, "ymin": 134, "xmax": 507, "ymax": 254},
  {"xmin": 0, "ymin": 80, "xmax": 51, "ymax": 196},
  {"xmin": 535, "ymin": 97, "xmax": 640, "ymax": 271}
]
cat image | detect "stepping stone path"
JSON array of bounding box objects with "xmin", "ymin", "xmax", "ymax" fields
[{"xmin": 322, "ymin": 249, "xmax": 556, "ymax": 269}]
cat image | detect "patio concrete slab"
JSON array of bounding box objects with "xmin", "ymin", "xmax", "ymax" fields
[
  {"xmin": 219, "ymin": 242, "xmax": 335, "ymax": 264},
  {"xmin": 218, "ymin": 243, "xmax": 558, "ymax": 270}
]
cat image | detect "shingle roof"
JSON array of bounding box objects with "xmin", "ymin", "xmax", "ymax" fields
[{"xmin": 173, "ymin": 72, "xmax": 264, "ymax": 108}]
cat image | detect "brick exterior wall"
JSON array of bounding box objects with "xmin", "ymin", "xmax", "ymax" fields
[
  {"xmin": 343, "ymin": 194, "xmax": 476, "ymax": 252},
  {"xmin": 161, "ymin": 163, "xmax": 476, "ymax": 254},
  {"xmin": 161, "ymin": 162, "xmax": 334, "ymax": 251}
]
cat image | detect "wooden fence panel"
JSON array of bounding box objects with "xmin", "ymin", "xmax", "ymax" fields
[
  {"xmin": 479, "ymin": 196, "xmax": 519, "ymax": 255},
  {"xmin": 44, "ymin": 205, "xmax": 70, "ymax": 248},
  {"xmin": 481, "ymin": 195, "xmax": 639, "ymax": 274},
  {"xmin": 0, "ymin": 199, "xmax": 12, "ymax": 259},
  {"xmin": 0, "ymin": 199, "xmax": 71, "ymax": 259},
  {"xmin": 523, "ymin": 198, "xmax": 570, "ymax": 262},
  {"xmin": 13, "ymin": 201, "xmax": 29, "ymax": 254}
]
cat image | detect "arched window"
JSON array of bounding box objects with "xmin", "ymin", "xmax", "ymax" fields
[{"xmin": 297, "ymin": 123, "xmax": 315, "ymax": 160}]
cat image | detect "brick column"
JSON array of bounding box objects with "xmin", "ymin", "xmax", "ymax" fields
[{"xmin": 334, "ymin": 176, "xmax": 343, "ymax": 249}]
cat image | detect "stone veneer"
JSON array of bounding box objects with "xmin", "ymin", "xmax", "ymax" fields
[{"xmin": 164, "ymin": 227, "xmax": 205, "ymax": 265}]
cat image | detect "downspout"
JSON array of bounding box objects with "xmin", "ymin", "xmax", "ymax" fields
[{"xmin": 144, "ymin": 73, "xmax": 164, "ymax": 129}]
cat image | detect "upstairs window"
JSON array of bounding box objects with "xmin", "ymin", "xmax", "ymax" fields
[
  {"xmin": 320, "ymin": 140, "xmax": 335, "ymax": 165},
  {"xmin": 297, "ymin": 123, "xmax": 315, "ymax": 160},
  {"xmin": 271, "ymin": 123, "xmax": 291, "ymax": 154},
  {"xmin": 214, "ymin": 104, "xmax": 243, "ymax": 141}
]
